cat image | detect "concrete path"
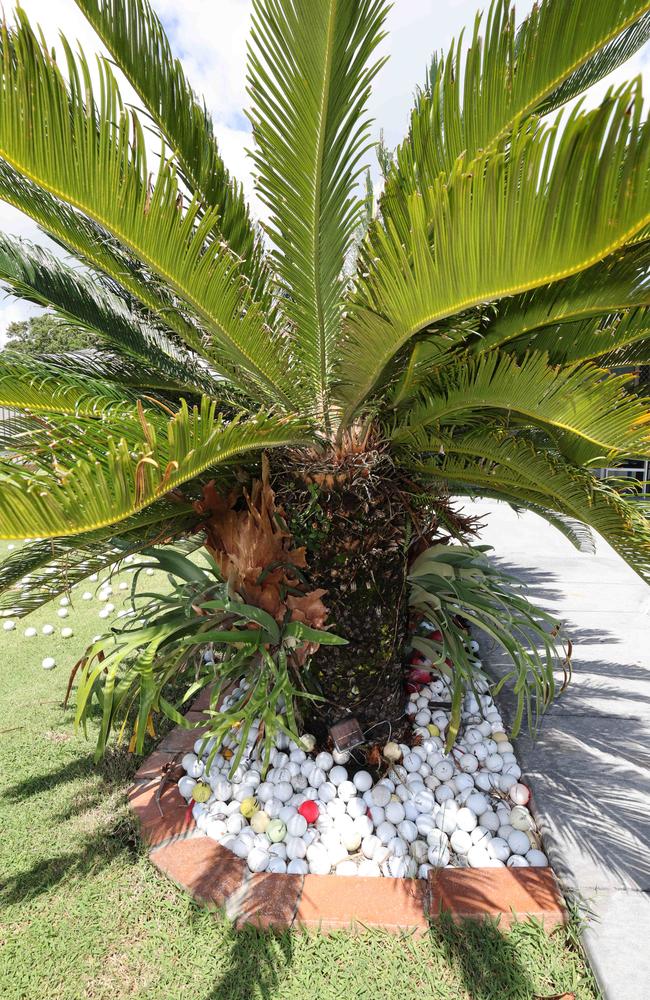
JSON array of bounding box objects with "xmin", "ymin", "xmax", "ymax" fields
[{"xmin": 469, "ymin": 499, "xmax": 650, "ymax": 1000}]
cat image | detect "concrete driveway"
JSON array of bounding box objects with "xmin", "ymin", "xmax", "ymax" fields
[{"xmin": 469, "ymin": 499, "xmax": 650, "ymax": 1000}]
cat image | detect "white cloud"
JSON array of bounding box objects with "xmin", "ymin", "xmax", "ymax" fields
[{"xmin": 0, "ymin": 0, "xmax": 648, "ymax": 343}]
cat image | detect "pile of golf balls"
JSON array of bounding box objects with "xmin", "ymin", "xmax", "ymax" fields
[{"xmin": 178, "ymin": 652, "xmax": 546, "ymax": 878}]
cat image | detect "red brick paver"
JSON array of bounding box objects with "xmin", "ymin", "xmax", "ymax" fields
[
  {"xmin": 151, "ymin": 837, "xmax": 247, "ymax": 908},
  {"xmin": 429, "ymin": 867, "xmax": 565, "ymax": 929},
  {"xmin": 296, "ymin": 873, "xmax": 429, "ymax": 933}
]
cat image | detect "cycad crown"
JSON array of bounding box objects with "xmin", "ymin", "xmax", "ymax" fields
[{"xmin": 0, "ymin": 1, "xmax": 648, "ymax": 639}]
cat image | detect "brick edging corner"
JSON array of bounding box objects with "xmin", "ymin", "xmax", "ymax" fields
[{"xmin": 127, "ymin": 698, "xmax": 566, "ymax": 932}]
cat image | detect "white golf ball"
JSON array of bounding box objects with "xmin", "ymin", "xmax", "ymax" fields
[
  {"xmin": 362, "ymin": 834, "xmax": 380, "ymax": 859},
  {"xmin": 510, "ymin": 806, "xmax": 533, "ymax": 831},
  {"xmin": 57, "ymin": 607, "xmax": 69, "ymax": 618},
  {"xmin": 385, "ymin": 800, "xmax": 406, "ymax": 825},
  {"xmin": 459, "ymin": 754, "xmax": 478, "ymax": 773},
  {"xmin": 247, "ymin": 846, "xmax": 270, "ymax": 873},
  {"xmin": 3, "ymin": 620, "xmax": 15, "ymax": 631},
  {"xmin": 24, "ymin": 627, "xmax": 37, "ymax": 638},
  {"xmin": 337, "ymin": 780, "xmax": 357, "ymax": 802},
  {"xmin": 507, "ymin": 830, "xmax": 531, "ymax": 855},
  {"xmin": 178, "ymin": 776, "xmax": 196, "ymax": 799},
  {"xmin": 428, "ymin": 845, "xmax": 450, "ymax": 867},
  {"xmin": 450, "ymin": 829, "xmax": 472, "ymax": 855},
  {"xmin": 467, "ymin": 845, "xmax": 491, "ymax": 868},
  {"xmin": 41, "ymin": 624, "xmax": 54, "ymax": 635},
  {"xmin": 371, "ymin": 784, "xmax": 391, "ymax": 807},
  {"xmin": 489, "ymin": 837, "xmax": 511, "ymax": 863},
  {"xmin": 287, "ymin": 814, "xmax": 307, "ymax": 838},
  {"xmin": 61, "ymin": 627, "xmax": 73, "ymax": 638},
  {"xmin": 41, "ymin": 657, "xmax": 56, "ymax": 670},
  {"xmin": 346, "ymin": 796, "xmax": 366, "ymax": 819},
  {"xmin": 455, "ymin": 807, "xmax": 478, "ymax": 833},
  {"xmin": 358, "ymin": 859, "xmax": 381, "ymax": 877},
  {"xmin": 315, "ymin": 751, "xmax": 333, "ymax": 772},
  {"xmin": 507, "ymin": 855, "xmax": 530, "ymax": 868},
  {"xmin": 329, "ymin": 765, "xmax": 348, "ymax": 786},
  {"xmin": 433, "ymin": 760, "xmax": 454, "ymax": 781},
  {"xmin": 286, "ymin": 836, "xmax": 307, "ymax": 860},
  {"xmin": 509, "ymin": 783, "xmax": 531, "ymax": 806},
  {"xmin": 352, "ymin": 770, "xmax": 372, "ymax": 793},
  {"xmin": 526, "ymin": 849, "xmax": 548, "ymax": 867},
  {"xmin": 376, "ymin": 821, "xmax": 397, "ymax": 845},
  {"xmin": 306, "ymin": 844, "xmax": 331, "ymax": 875}
]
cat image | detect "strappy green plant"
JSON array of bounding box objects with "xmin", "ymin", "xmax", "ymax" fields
[{"xmin": 0, "ymin": 0, "xmax": 649, "ymax": 732}]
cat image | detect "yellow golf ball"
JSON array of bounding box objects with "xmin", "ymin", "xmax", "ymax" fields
[
  {"xmin": 240, "ymin": 796, "xmax": 258, "ymax": 818},
  {"xmin": 191, "ymin": 782, "xmax": 211, "ymax": 803}
]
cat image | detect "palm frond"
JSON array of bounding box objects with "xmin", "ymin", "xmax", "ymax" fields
[
  {"xmin": 381, "ymin": 0, "xmax": 650, "ymax": 240},
  {"xmin": 502, "ymin": 308, "xmax": 650, "ymax": 366},
  {"xmin": 391, "ymin": 351, "xmax": 650, "ymax": 464},
  {"xmin": 0, "ymin": 234, "xmax": 225, "ymax": 396},
  {"xmin": 598, "ymin": 333, "xmax": 650, "ymax": 368},
  {"xmin": 0, "ymin": 354, "xmax": 142, "ymax": 417},
  {"xmin": 0, "ymin": 161, "xmax": 211, "ymax": 356},
  {"xmin": 0, "ymin": 14, "xmax": 296, "ymax": 408},
  {"xmin": 248, "ymin": 0, "xmax": 389, "ymax": 422},
  {"xmin": 407, "ymin": 429, "xmax": 650, "ymax": 584},
  {"xmin": 0, "ymin": 398, "xmax": 311, "ymax": 539},
  {"xmin": 341, "ymin": 88, "xmax": 650, "ymax": 412},
  {"xmin": 75, "ymin": 0, "xmax": 268, "ymax": 302},
  {"xmin": 0, "ymin": 503, "xmax": 200, "ymax": 618},
  {"xmin": 475, "ymin": 240, "xmax": 650, "ymax": 354}
]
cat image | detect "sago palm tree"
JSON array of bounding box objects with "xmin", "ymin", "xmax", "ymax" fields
[{"xmin": 0, "ymin": 0, "xmax": 650, "ymax": 744}]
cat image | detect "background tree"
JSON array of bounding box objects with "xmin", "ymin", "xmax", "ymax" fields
[
  {"xmin": 2, "ymin": 313, "xmax": 95, "ymax": 354},
  {"xmin": 0, "ymin": 0, "xmax": 649, "ymax": 746}
]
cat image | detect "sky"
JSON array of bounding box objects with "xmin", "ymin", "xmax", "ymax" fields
[{"xmin": 0, "ymin": 0, "xmax": 648, "ymax": 342}]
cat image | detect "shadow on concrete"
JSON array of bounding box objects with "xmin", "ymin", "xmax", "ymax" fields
[{"xmin": 479, "ymin": 555, "xmax": 650, "ymax": 894}]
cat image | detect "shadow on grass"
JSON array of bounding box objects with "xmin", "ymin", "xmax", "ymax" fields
[
  {"xmin": 0, "ymin": 746, "xmax": 141, "ymax": 906},
  {"xmin": 430, "ymin": 914, "xmax": 540, "ymax": 1000},
  {"xmin": 198, "ymin": 914, "xmax": 552, "ymax": 1000},
  {"xmin": 203, "ymin": 924, "xmax": 294, "ymax": 1000}
]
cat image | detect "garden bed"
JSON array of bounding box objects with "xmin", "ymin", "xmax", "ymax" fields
[{"xmin": 129, "ymin": 681, "xmax": 565, "ymax": 932}]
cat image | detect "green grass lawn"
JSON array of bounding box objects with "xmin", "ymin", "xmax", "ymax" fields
[{"xmin": 0, "ymin": 545, "xmax": 600, "ymax": 1000}]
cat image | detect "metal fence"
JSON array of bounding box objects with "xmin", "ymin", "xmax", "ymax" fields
[
  {"xmin": 0, "ymin": 406, "xmax": 21, "ymax": 451},
  {"xmin": 594, "ymin": 459, "xmax": 650, "ymax": 498}
]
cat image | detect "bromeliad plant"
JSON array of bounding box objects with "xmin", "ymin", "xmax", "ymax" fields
[
  {"xmin": 70, "ymin": 546, "xmax": 345, "ymax": 765},
  {"xmin": 1, "ymin": 0, "xmax": 650, "ymax": 744},
  {"xmin": 408, "ymin": 544, "xmax": 570, "ymax": 747}
]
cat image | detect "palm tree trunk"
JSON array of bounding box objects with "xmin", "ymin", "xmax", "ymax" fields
[{"xmin": 301, "ymin": 501, "xmax": 411, "ymax": 744}]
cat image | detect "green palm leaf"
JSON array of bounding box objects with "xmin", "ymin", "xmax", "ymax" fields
[
  {"xmin": 408, "ymin": 430, "xmax": 650, "ymax": 583},
  {"xmin": 0, "ymin": 354, "xmax": 142, "ymax": 417},
  {"xmin": 502, "ymin": 308, "xmax": 650, "ymax": 366},
  {"xmin": 0, "ymin": 160, "xmax": 206, "ymax": 355},
  {"xmin": 391, "ymin": 352, "xmax": 650, "ymax": 463},
  {"xmin": 0, "ymin": 400, "xmax": 311, "ymax": 539},
  {"xmin": 248, "ymin": 0, "xmax": 389, "ymax": 422},
  {"xmin": 0, "ymin": 235, "xmax": 223, "ymax": 396},
  {"xmin": 0, "ymin": 503, "xmax": 199, "ymax": 618},
  {"xmin": 0, "ymin": 15, "xmax": 296, "ymax": 408},
  {"xmin": 381, "ymin": 0, "xmax": 650, "ymax": 240},
  {"xmin": 476, "ymin": 240, "xmax": 650, "ymax": 355},
  {"xmin": 75, "ymin": 0, "xmax": 267, "ymax": 300},
  {"xmin": 341, "ymin": 88, "xmax": 650, "ymax": 412}
]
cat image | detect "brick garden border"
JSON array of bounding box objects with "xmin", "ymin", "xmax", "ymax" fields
[{"xmin": 128, "ymin": 687, "xmax": 566, "ymax": 932}]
